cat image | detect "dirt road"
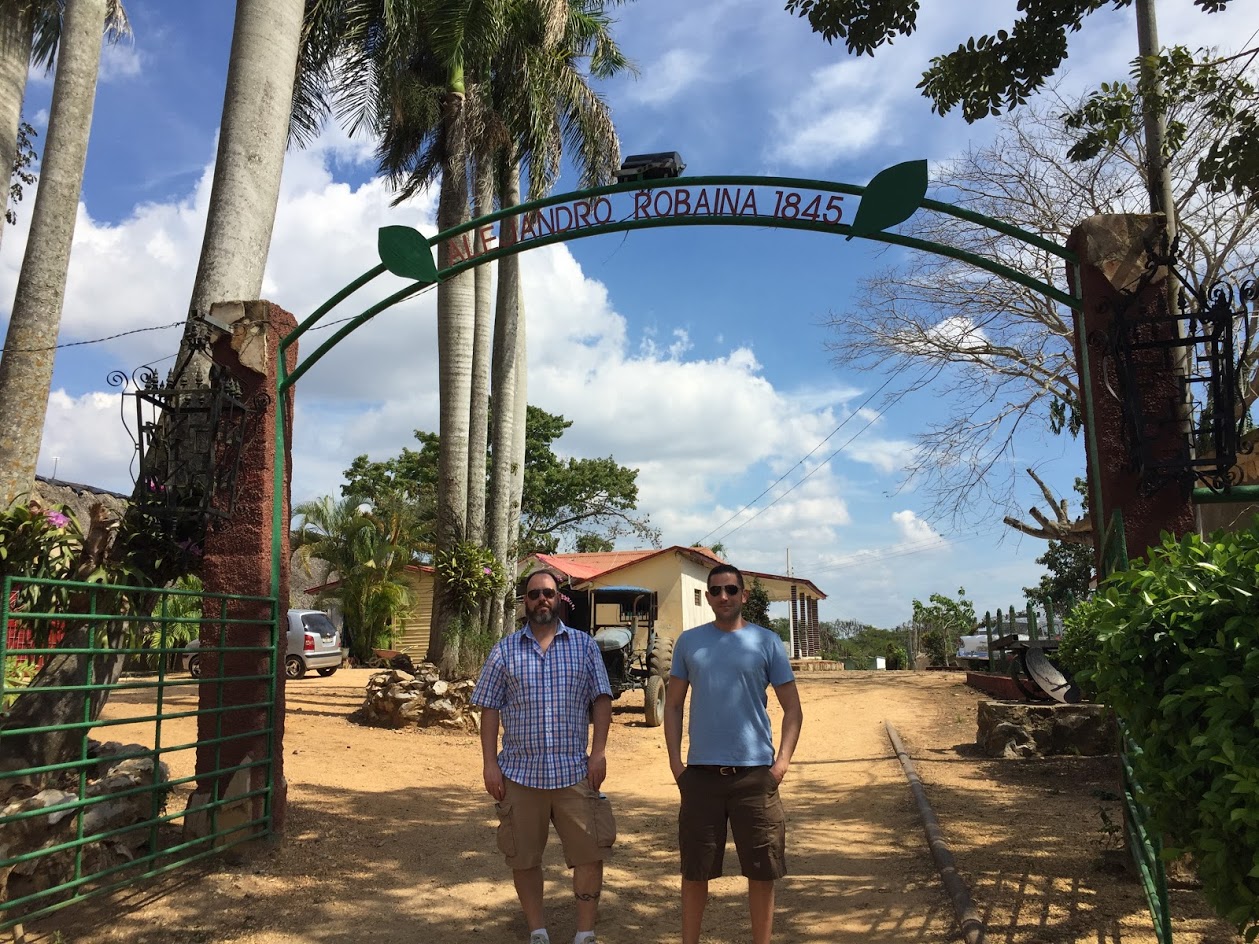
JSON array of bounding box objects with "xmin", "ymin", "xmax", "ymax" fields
[{"xmin": 21, "ymin": 669, "xmax": 1241, "ymax": 944}]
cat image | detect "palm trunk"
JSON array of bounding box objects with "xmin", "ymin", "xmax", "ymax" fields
[
  {"xmin": 486, "ymin": 161, "xmax": 523, "ymax": 637},
  {"xmin": 187, "ymin": 0, "xmax": 303, "ymax": 318},
  {"xmin": 506, "ymin": 276, "xmax": 528, "ymax": 634},
  {"xmin": 467, "ymin": 155, "xmax": 493, "ymax": 546},
  {"xmin": 428, "ymin": 86, "xmax": 475, "ymax": 678},
  {"xmin": 0, "ymin": 0, "xmax": 106, "ymax": 507},
  {"xmin": 0, "ymin": 2, "xmax": 33, "ymax": 255}
]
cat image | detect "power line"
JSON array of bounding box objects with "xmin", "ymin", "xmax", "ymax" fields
[
  {"xmin": 805, "ymin": 529, "xmax": 1002, "ymax": 577},
  {"xmin": 708, "ymin": 385, "xmax": 913, "ymax": 547},
  {"xmin": 0, "ymin": 279, "xmax": 437, "ymax": 356},
  {"xmin": 694, "ymin": 367, "xmax": 906, "ymax": 547},
  {"xmin": 0, "ymin": 319, "xmax": 186, "ymax": 353}
]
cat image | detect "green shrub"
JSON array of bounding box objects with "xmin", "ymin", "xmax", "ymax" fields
[
  {"xmin": 3, "ymin": 655, "xmax": 39, "ymax": 709},
  {"xmin": 920, "ymin": 630, "xmax": 947, "ymax": 666},
  {"xmin": 885, "ymin": 644, "xmax": 907, "ymax": 670},
  {"xmin": 1056, "ymin": 607, "xmax": 1105, "ymax": 701},
  {"xmin": 1069, "ymin": 527, "xmax": 1259, "ymax": 938},
  {"xmin": 434, "ymin": 541, "xmax": 507, "ymax": 620},
  {"xmin": 0, "ymin": 501, "xmax": 85, "ymax": 644}
]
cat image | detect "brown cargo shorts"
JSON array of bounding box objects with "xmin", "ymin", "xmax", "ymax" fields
[
  {"xmin": 495, "ymin": 778, "xmax": 616, "ymax": 871},
  {"xmin": 677, "ymin": 765, "xmax": 786, "ymax": 881}
]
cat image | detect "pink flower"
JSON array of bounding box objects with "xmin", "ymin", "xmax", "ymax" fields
[{"xmin": 44, "ymin": 510, "xmax": 69, "ymax": 528}]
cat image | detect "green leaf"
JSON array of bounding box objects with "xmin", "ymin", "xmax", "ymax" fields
[
  {"xmin": 846, "ymin": 159, "xmax": 929, "ymax": 240},
  {"xmin": 377, "ymin": 226, "xmax": 439, "ymax": 283}
]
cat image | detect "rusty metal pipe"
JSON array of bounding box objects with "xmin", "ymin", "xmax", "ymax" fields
[{"xmin": 885, "ymin": 720, "xmax": 985, "ymax": 944}]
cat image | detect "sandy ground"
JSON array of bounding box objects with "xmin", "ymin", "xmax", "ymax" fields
[{"xmin": 11, "ymin": 668, "xmax": 1244, "ymax": 944}]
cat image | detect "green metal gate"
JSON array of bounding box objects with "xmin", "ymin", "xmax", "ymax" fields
[{"xmin": 0, "ymin": 576, "xmax": 280, "ymax": 931}]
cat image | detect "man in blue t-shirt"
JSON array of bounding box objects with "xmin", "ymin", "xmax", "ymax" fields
[{"xmin": 664, "ymin": 563, "xmax": 803, "ymax": 944}]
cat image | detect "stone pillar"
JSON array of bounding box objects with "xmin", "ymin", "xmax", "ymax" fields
[
  {"xmin": 187, "ymin": 300, "xmax": 297, "ymax": 841},
  {"xmin": 1068, "ymin": 214, "xmax": 1196, "ymax": 569}
]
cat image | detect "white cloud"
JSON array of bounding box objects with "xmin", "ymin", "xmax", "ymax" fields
[
  {"xmin": 767, "ymin": 62, "xmax": 891, "ymax": 167},
  {"xmin": 892, "ymin": 509, "xmax": 943, "ymax": 546},
  {"xmin": 100, "ymin": 42, "xmax": 142, "ymax": 82},
  {"xmin": 38, "ymin": 390, "xmax": 136, "ymax": 493},
  {"xmin": 627, "ymin": 48, "xmax": 711, "ymax": 107}
]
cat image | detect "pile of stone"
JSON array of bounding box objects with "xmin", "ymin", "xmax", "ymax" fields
[
  {"xmin": 361, "ymin": 663, "xmax": 480, "ymax": 732},
  {"xmin": 976, "ymin": 701, "xmax": 1117, "ymax": 758},
  {"xmin": 0, "ymin": 740, "xmax": 170, "ymax": 909}
]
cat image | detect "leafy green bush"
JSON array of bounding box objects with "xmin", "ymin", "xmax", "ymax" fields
[
  {"xmin": 435, "ymin": 541, "xmax": 508, "ymax": 619},
  {"xmin": 884, "ymin": 644, "xmax": 908, "ymax": 670},
  {"xmin": 1068, "ymin": 527, "xmax": 1259, "ymax": 938},
  {"xmin": 920, "ymin": 630, "xmax": 947, "ymax": 666},
  {"xmin": 0, "ymin": 501, "xmax": 85, "ymax": 643},
  {"xmin": 1056, "ymin": 607, "xmax": 1105, "ymax": 701},
  {"xmin": 3, "ymin": 656, "xmax": 39, "ymax": 709}
]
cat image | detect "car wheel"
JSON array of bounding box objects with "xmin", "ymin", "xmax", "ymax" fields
[
  {"xmin": 317, "ymin": 667, "xmax": 337, "ymax": 677},
  {"xmin": 285, "ymin": 655, "xmax": 305, "ymax": 680},
  {"xmin": 644, "ymin": 673, "xmax": 665, "ymax": 728},
  {"xmin": 188, "ymin": 654, "xmax": 202, "ymax": 679}
]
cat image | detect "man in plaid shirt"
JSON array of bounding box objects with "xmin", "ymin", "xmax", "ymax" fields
[{"xmin": 473, "ymin": 569, "xmax": 615, "ymax": 944}]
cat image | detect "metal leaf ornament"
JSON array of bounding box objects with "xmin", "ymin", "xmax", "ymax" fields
[
  {"xmin": 845, "ymin": 159, "xmax": 929, "ymax": 240},
  {"xmin": 377, "ymin": 226, "xmax": 439, "ymax": 283}
]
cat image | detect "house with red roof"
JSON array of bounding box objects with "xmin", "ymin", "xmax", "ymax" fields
[
  {"xmin": 519, "ymin": 546, "xmax": 829, "ymax": 658},
  {"xmin": 309, "ymin": 547, "xmax": 829, "ymax": 661}
]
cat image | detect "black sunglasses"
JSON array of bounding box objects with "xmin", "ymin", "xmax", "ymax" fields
[
  {"xmin": 707, "ymin": 584, "xmax": 741, "ymax": 597},
  {"xmin": 526, "ymin": 587, "xmax": 557, "ymax": 601}
]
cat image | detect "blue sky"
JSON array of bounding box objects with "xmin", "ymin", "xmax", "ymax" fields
[{"xmin": 4, "ymin": 0, "xmax": 1258, "ymax": 628}]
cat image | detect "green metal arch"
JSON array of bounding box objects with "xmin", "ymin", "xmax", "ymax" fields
[
  {"xmin": 280, "ymin": 174, "xmax": 1080, "ymax": 392},
  {"xmin": 271, "ymin": 173, "xmax": 1084, "ymax": 597}
]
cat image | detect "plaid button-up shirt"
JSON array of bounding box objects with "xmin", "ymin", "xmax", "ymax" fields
[{"xmin": 472, "ymin": 622, "xmax": 612, "ymax": 789}]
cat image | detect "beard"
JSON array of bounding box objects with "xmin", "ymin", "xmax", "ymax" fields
[{"xmin": 528, "ymin": 603, "xmax": 558, "ymax": 626}]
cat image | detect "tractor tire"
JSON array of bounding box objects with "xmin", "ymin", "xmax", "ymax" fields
[
  {"xmin": 648, "ymin": 633, "xmax": 674, "ymax": 679},
  {"xmin": 644, "ymin": 673, "xmax": 665, "ymax": 728}
]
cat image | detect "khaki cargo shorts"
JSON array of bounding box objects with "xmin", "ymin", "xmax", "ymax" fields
[{"xmin": 495, "ymin": 778, "xmax": 616, "ymax": 871}]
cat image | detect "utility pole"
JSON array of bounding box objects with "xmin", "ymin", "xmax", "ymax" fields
[
  {"xmin": 1136, "ymin": 0, "xmax": 1200, "ymax": 520},
  {"xmin": 1135, "ymin": 0, "xmax": 1177, "ymax": 239},
  {"xmin": 786, "ymin": 548, "xmax": 795, "ymax": 658}
]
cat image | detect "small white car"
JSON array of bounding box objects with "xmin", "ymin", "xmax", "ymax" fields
[{"xmin": 185, "ymin": 609, "xmax": 341, "ymax": 680}]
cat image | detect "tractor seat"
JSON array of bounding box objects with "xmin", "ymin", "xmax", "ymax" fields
[{"xmin": 593, "ymin": 627, "xmax": 633, "ymax": 652}]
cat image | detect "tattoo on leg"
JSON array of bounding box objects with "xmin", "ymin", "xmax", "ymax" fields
[{"xmin": 574, "ymin": 891, "xmax": 601, "ymax": 901}]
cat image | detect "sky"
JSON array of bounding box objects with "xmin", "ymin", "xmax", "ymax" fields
[{"xmin": 3, "ymin": 0, "xmax": 1258, "ymax": 629}]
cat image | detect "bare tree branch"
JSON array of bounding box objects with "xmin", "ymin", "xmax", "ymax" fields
[{"xmin": 826, "ymin": 88, "xmax": 1259, "ymax": 532}]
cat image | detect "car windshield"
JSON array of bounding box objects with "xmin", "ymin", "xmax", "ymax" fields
[{"xmin": 300, "ymin": 612, "xmax": 337, "ymax": 638}]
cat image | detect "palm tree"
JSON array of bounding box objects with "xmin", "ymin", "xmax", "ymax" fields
[
  {"xmin": 331, "ymin": 0, "xmax": 528, "ymax": 675},
  {"xmin": 306, "ymin": 0, "xmax": 628, "ymax": 671},
  {"xmin": 186, "ymin": 0, "xmax": 305, "ymax": 320},
  {"xmin": 292, "ymin": 493, "xmax": 425, "ymax": 663},
  {"xmin": 0, "ymin": 0, "xmax": 108, "ymax": 508},
  {"xmin": 482, "ymin": 0, "xmax": 631, "ymax": 635},
  {"xmin": 0, "ymin": 1, "xmax": 129, "ymax": 255}
]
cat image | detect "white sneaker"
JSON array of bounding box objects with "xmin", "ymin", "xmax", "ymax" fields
[{"xmin": 529, "ymin": 933, "xmax": 550, "ymax": 944}]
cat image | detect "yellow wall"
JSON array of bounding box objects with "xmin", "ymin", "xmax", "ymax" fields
[
  {"xmin": 589, "ymin": 552, "xmax": 715, "ymax": 642},
  {"xmin": 395, "ymin": 569, "xmax": 435, "ymax": 658}
]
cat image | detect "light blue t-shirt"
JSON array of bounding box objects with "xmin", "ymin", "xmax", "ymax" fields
[{"xmin": 671, "ymin": 622, "xmax": 795, "ymax": 766}]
